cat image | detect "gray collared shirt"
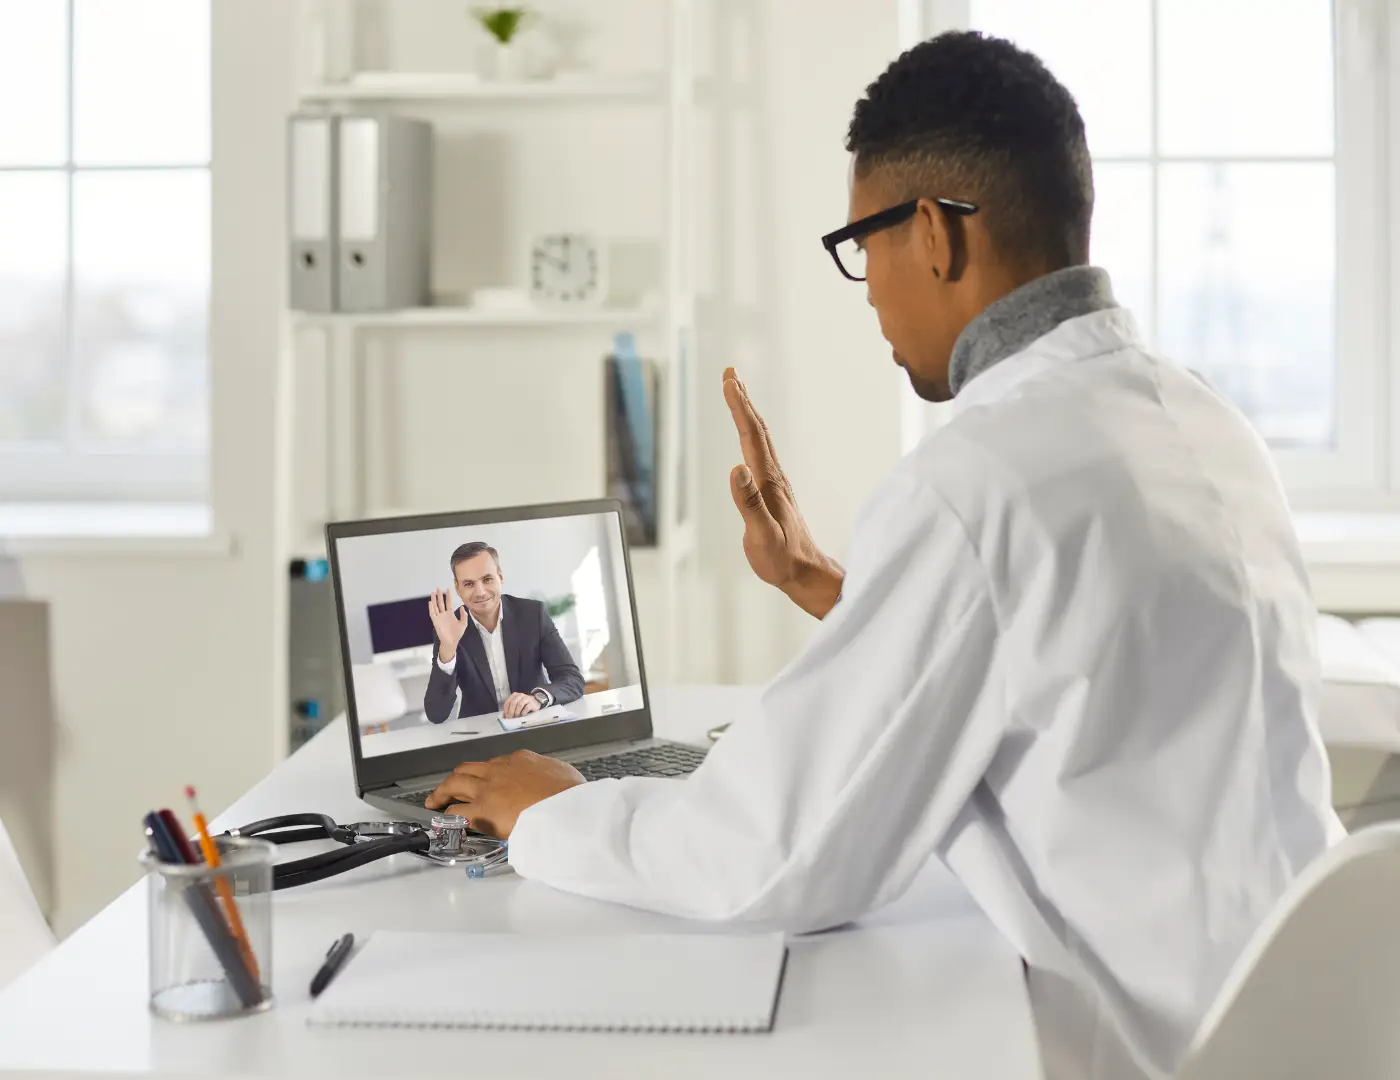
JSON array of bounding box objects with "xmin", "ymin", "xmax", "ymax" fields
[{"xmin": 948, "ymin": 265, "xmax": 1119, "ymax": 397}]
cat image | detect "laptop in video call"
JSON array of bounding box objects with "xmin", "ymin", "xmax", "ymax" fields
[{"xmin": 325, "ymin": 499, "xmax": 708, "ymax": 825}]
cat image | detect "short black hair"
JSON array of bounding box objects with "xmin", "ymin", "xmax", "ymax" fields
[
  {"xmin": 847, "ymin": 30, "xmax": 1093, "ymax": 270},
  {"xmin": 450, "ymin": 542, "xmax": 500, "ymax": 577}
]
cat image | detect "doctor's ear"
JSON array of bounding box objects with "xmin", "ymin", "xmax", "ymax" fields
[{"xmin": 915, "ymin": 197, "xmax": 958, "ymax": 283}]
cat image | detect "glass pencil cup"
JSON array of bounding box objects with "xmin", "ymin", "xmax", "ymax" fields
[{"xmin": 140, "ymin": 836, "xmax": 276, "ymax": 1021}]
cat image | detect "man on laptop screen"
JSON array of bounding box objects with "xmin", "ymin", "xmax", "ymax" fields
[
  {"xmin": 424, "ymin": 541, "xmax": 583, "ymax": 723},
  {"xmin": 333, "ymin": 506, "xmax": 653, "ymax": 764}
]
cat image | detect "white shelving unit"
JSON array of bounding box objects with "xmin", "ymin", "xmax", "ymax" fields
[
  {"xmin": 285, "ymin": 0, "xmax": 700, "ymax": 682},
  {"xmin": 300, "ymin": 72, "xmax": 664, "ymax": 103},
  {"xmin": 292, "ymin": 304, "xmax": 660, "ymax": 330}
]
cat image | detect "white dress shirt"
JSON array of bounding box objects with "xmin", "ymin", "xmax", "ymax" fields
[
  {"xmin": 437, "ymin": 605, "xmax": 510, "ymax": 708},
  {"xmin": 507, "ymin": 307, "xmax": 1341, "ymax": 1080},
  {"xmin": 437, "ymin": 603, "xmax": 553, "ymax": 712},
  {"xmin": 474, "ymin": 609, "xmax": 512, "ymax": 708}
]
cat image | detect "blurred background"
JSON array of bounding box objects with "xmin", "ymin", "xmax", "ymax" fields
[{"xmin": 1, "ymin": 0, "xmax": 1393, "ymax": 937}]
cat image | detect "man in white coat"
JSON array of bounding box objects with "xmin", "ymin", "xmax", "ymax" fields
[{"xmin": 427, "ymin": 31, "xmax": 1341, "ymax": 1080}]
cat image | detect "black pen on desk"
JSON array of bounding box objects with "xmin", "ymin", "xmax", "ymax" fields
[{"xmin": 310, "ymin": 933, "xmax": 355, "ymax": 998}]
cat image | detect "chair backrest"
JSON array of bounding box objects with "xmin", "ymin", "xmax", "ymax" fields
[
  {"xmin": 0, "ymin": 816, "xmax": 54, "ymax": 991},
  {"xmin": 1179, "ymin": 823, "xmax": 1400, "ymax": 1080}
]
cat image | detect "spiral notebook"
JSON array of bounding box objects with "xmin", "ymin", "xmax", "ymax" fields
[{"xmin": 307, "ymin": 931, "xmax": 789, "ymax": 1033}]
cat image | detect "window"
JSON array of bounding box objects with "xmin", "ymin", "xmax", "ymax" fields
[
  {"xmin": 0, "ymin": 0, "xmax": 210, "ymax": 503},
  {"xmin": 942, "ymin": 0, "xmax": 1386, "ymax": 498},
  {"xmin": 571, "ymin": 546, "xmax": 611, "ymax": 674}
]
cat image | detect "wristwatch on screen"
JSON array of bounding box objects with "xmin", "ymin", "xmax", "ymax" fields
[{"xmin": 531, "ymin": 688, "xmax": 553, "ymax": 708}]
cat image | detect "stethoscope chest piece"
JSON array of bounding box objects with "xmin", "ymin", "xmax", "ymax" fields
[{"xmin": 423, "ymin": 814, "xmax": 509, "ymax": 877}]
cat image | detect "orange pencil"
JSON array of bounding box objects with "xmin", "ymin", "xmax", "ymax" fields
[{"xmin": 185, "ymin": 785, "xmax": 261, "ymax": 984}]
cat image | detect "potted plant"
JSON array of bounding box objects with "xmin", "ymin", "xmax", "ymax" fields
[
  {"xmin": 541, "ymin": 592, "xmax": 581, "ymax": 665},
  {"xmin": 471, "ymin": 7, "xmax": 532, "ymax": 81},
  {"xmin": 545, "ymin": 593, "xmax": 577, "ymax": 619}
]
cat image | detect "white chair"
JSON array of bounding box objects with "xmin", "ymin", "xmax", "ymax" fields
[
  {"xmin": 351, "ymin": 661, "xmax": 410, "ymax": 727},
  {"xmin": 1179, "ymin": 823, "xmax": 1400, "ymax": 1079},
  {"xmin": 0, "ymin": 816, "xmax": 54, "ymax": 991}
]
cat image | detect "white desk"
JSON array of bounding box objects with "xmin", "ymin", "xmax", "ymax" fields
[{"xmin": 0, "ymin": 686, "xmax": 1042, "ymax": 1079}]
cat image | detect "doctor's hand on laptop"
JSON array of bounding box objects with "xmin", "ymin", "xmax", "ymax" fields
[{"xmin": 424, "ymin": 750, "xmax": 586, "ymax": 840}]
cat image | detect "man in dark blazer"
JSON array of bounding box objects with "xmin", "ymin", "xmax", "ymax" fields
[{"xmin": 423, "ymin": 541, "xmax": 584, "ymax": 723}]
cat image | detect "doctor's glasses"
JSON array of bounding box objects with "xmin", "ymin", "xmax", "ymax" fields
[{"xmin": 822, "ymin": 197, "xmax": 979, "ymax": 282}]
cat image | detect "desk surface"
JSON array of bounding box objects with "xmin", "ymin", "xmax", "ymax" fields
[
  {"xmin": 358, "ymin": 684, "xmax": 646, "ymax": 756},
  {"xmin": 0, "ymin": 685, "xmax": 1042, "ymax": 1080}
]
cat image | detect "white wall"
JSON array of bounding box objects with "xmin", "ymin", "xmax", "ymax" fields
[
  {"xmin": 688, "ymin": 0, "xmax": 907, "ymax": 682},
  {"xmin": 12, "ymin": 0, "xmax": 296, "ymax": 936}
]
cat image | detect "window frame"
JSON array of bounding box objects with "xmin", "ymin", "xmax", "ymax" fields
[
  {"xmin": 0, "ymin": 0, "xmax": 210, "ymax": 505},
  {"xmin": 901, "ymin": 0, "xmax": 1390, "ymax": 509},
  {"xmin": 1273, "ymin": 0, "xmax": 1383, "ymax": 504}
]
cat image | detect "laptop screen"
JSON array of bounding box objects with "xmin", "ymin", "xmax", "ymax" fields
[{"xmin": 330, "ymin": 506, "xmax": 645, "ymax": 761}]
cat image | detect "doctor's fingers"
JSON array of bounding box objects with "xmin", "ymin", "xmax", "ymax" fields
[
  {"xmin": 723, "ymin": 372, "xmax": 792, "ymax": 497},
  {"xmin": 425, "ymin": 773, "xmax": 487, "ymax": 809},
  {"xmin": 730, "ymin": 464, "xmax": 781, "ymax": 527}
]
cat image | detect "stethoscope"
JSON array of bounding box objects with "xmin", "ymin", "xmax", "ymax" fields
[{"xmin": 223, "ymin": 812, "xmax": 508, "ymax": 889}]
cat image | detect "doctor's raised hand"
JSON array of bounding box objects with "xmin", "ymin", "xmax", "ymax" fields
[
  {"xmin": 427, "ymin": 588, "xmax": 469, "ymax": 663},
  {"xmin": 723, "ymin": 367, "xmax": 844, "ymax": 618}
]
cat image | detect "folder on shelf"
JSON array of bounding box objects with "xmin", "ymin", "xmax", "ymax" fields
[
  {"xmin": 606, "ymin": 333, "xmax": 659, "ymax": 547},
  {"xmin": 288, "ymin": 114, "xmax": 339, "ymax": 312},
  {"xmin": 337, "ymin": 115, "xmax": 434, "ymax": 312}
]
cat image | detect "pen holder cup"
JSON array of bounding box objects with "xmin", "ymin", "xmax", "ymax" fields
[{"xmin": 140, "ymin": 836, "xmax": 276, "ymax": 1021}]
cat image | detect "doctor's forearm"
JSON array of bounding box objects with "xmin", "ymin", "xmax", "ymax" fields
[{"xmin": 780, "ymin": 557, "xmax": 845, "ymax": 619}]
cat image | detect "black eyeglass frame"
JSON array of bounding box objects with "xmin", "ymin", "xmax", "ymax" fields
[{"xmin": 821, "ymin": 197, "xmax": 980, "ymax": 282}]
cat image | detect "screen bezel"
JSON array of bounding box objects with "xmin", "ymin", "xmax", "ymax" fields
[{"xmin": 325, "ymin": 499, "xmax": 654, "ymax": 794}]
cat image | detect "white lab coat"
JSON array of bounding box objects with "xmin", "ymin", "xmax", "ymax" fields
[{"xmin": 509, "ymin": 308, "xmax": 1342, "ymax": 1080}]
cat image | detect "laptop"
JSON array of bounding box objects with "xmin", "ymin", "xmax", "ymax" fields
[{"xmin": 326, "ymin": 499, "xmax": 708, "ymax": 825}]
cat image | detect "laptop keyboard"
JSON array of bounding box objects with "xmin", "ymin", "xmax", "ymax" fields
[
  {"xmin": 388, "ymin": 742, "xmax": 709, "ymax": 810},
  {"xmin": 571, "ymin": 742, "xmax": 709, "ymax": 782},
  {"xmin": 387, "ymin": 787, "xmax": 447, "ymax": 811}
]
